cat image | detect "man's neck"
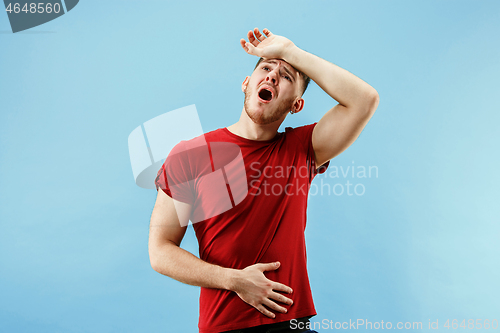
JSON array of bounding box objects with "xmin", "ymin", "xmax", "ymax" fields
[{"xmin": 226, "ymin": 107, "xmax": 284, "ymax": 141}]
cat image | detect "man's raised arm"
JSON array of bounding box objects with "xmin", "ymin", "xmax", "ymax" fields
[{"xmin": 242, "ymin": 28, "xmax": 379, "ymax": 167}]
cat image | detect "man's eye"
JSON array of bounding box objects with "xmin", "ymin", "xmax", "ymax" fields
[
  {"xmin": 283, "ymin": 75, "xmax": 292, "ymax": 82},
  {"xmin": 263, "ymin": 66, "xmax": 270, "ymax": 71}
]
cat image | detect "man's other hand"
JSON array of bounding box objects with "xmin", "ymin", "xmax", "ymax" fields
[{"xmin": 231, "ymin": 261, "xmax": 294, "ymax": 318}]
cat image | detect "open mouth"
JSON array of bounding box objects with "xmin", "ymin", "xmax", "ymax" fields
[{"xmin": 258, "ymin": 86, "xmax": 274, "ymax": 103}]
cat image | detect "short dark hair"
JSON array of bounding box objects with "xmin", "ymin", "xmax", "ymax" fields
[{"xmin": 254, "ymin": 57, "xmax": 311, "ymax": 96}]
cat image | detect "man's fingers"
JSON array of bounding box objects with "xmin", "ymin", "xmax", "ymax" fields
[
  {"xmin": 247, "ymin": 30, "xmax": 259, "ymax": 47},
  {"xmin": 242, "ymin": 28, "xmax": 271, "ymax": 52},
  {"xmin": 258, "ymin": 261, "xmax": 280, "ymax": 272},
  {"xmin": 263, "ymin": 28, "xmax": 273, "ymax": 37},
  {"xmin": 240, "ymin": 40, "xmax": 258, "ymax": 56},
  {"xmin": 246, "ymin": 43, "xmax": 261, "ymax": 56},
  {"xmin": 272, "ymin": 281, "xmax": 293, "ymax": 294},
  {"xmin": 241, "ymin": 38, "xmax": 253, "ymax": 48},
  {"xmin": 253, "ymin": 27, "xmax": 266, "ymax": 42},
  {"xmin": 256, "ymin": 305, "xmax": 276, "ymax": 318},
  {"xmin": 270, "ymin": 291, "xmax": 293, "ymax": 305},
  {"xmin": 263, "ymin": 298, "xmax": 288, "ymax": 314},
  {"xmin": 240, "ymin": 39, "xmax": 250, "ymax": 53}
]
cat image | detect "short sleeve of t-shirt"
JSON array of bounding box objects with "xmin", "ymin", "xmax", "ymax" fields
[
  {"xmin": 154, "ymin": 141, "xmax": 196, "ymax": 205},
  {"xmin": 154, "ymin": 161, "xmax": 172, "ymax": 197},
  {"xmin": 285, "ymin": 122, "xmax": 329, "ymax": 182}
]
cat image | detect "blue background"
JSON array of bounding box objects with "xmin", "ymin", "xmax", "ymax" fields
[{"xmin": 1, "ymin": 0, "xmax": 499, "ymax": 332}]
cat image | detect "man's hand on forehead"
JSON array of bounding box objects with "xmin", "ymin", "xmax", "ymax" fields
[{"xmin": 240, "ymin": 27, "xmax": 296, "ymax": 63}]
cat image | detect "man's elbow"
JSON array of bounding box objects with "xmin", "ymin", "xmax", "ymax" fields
[
  {"xmin": 149, "ymin": 248, "xmax": 161, "ymax": 273},
  {"xmin": 367, "ymin": 90, "xmax": 379, "ymax": 115},
  {"xmin": 149, "ymin": 241, "xmax": 167, "ymax": 273},
  {"xmin": 149, "ymin": 240, "xmax": 178, "ymax": 274},
  {"xmin": 356, "ymin": 90, "xmax": 379, "ymax": 118}
]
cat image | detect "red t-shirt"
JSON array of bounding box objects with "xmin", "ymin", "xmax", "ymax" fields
[{"xmin": 155, "ymin": 123, "xmax": 328, "ymax": 333}]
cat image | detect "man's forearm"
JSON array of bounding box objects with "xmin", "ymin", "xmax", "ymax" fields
[
  {"xmin": 150, "ymin": 241, "xmax": 238, "ymax": 290},
  {"xmin": 150, "ymin": 242, "xmax": 293, "ymax": 318},
  {"xmin": 284, "ymin": 46, "xmax": 378, "ymax": 107}
]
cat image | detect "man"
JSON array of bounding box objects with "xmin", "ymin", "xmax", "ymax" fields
[{"xmin": 149, "ymin": 28, "xmax": 379, "ymax": 333}]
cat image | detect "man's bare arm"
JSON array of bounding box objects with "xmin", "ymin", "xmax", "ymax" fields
[
  {"xmin": 148, "ymin": 188, "xmax": 294, "ymax": 318},
  {"xmin": 242, "ymin": 28, "xmax": 379, "ymax": 166},
  {"xmin": 288, "ymin": 48, "xmax": 379, "ymax": 166},
  {"xmin": 148, "ymin": 189, "xmax": 231, "ymax": 288}
]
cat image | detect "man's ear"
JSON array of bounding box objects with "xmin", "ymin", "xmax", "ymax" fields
[
  {"xmin": 241, "ymin": 76, "xmax": 250, "ymax": 92},
  {"xmin": 291, "ymin": 98, "xmax": 305, "ymax": 114}
]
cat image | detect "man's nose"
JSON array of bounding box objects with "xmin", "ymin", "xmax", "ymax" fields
[{"xmin": 265, "ymin": 69, "xmax": 279, "ymax": 84}]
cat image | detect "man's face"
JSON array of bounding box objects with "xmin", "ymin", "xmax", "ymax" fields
[{"xmin": 243, "ymin": 59, "xmax": 304, "ymax": 125}]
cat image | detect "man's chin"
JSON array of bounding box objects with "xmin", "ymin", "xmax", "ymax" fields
[
  {"xmin": 246, "ymin": 111, "xmax": 267, "ymax": 125},
  {"xmin": 246, "ymin": 109, "xmax": 286, "ymax": 126},
  {"xmin": 250, "ymin": 117, "xmax": 272, "ymax": 126}
]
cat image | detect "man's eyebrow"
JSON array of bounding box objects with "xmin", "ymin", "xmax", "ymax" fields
[{"xmin": 261, "ymin": 60, "xmax": 296, "ymax": 82}]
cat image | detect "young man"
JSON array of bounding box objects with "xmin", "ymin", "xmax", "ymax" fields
[{"xmin": 149, "ymin": 28, "xmax": 379, "ymax": 333}]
